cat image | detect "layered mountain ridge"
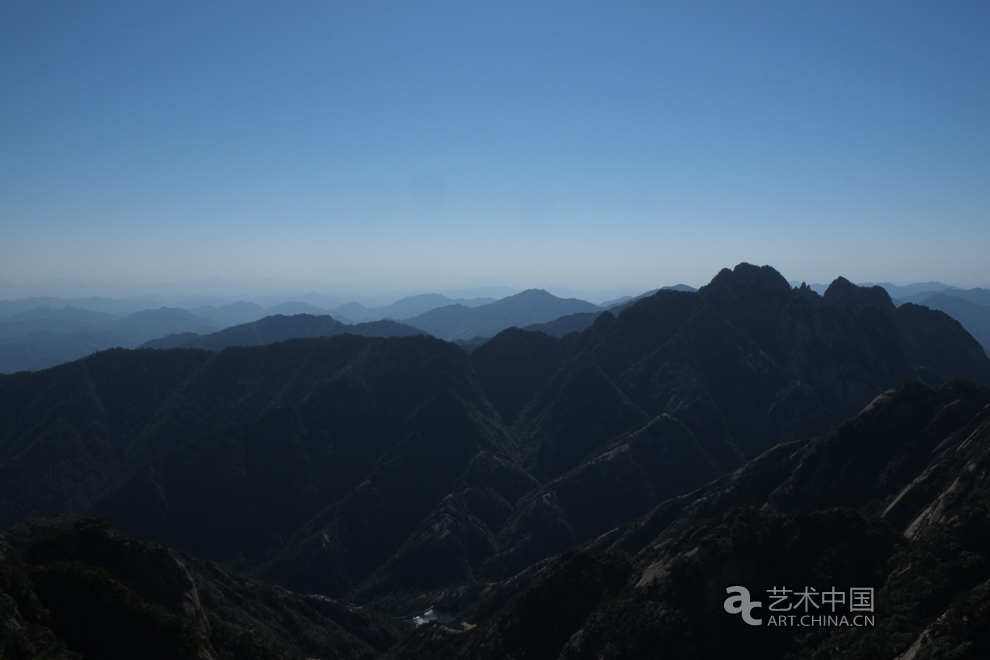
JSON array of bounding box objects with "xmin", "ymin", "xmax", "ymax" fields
[{"xmin": 2, "ymin": 263, "xmax": 990, "ymax": 659}]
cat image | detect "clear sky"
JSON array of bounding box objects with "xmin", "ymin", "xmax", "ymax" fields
[{"xmin": 2, "ymin": 0, "xmax": 989, "ymax": 299}]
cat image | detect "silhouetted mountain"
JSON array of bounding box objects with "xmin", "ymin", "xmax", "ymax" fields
[
  {"xmin": 3, "ymin": 263, "xmax": 990, "ymax": 656},
  {"xmin": 598, "ymin": 284, "xmax": 696, "ymax": 308},
  {"xmin": 890, "ymin": 290, "xmax": 990, "ymax": 356},
  {"xmin": 141, "ymin": 314, "xmax": 424, "ymax": 350},
  {"xmin": 476, "ymin": 265, "xmax": 990, "ymax": 576},
  {"xmin": 405, "ymin": 290, "xmax": 600, "ymax": 340}
]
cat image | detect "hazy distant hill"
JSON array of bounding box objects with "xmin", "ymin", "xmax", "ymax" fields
[
  {"xmin": 900, "ymin": 286, "xmax": 990, "ymax": 308},
  {"xmin": 141, "ymin": 313, "xmax": 424, "ymax": 350},
  {"xmin": 888, "ymin": 288, "xmax": 990, "ymax": 355},
  {"xmin": 405, "ymin": 289, "xmax": 600, "ymax": 340},
  {"xmin": 867, "ymin": 280, "xmax": 958, "ymax": 299},
  {"xmin": 328, "ymin": 293, "xmax": 497, "ymax": 323},
  {"xmin": 0, "ymin": 306, "xmax": 122, "ymax": 337},
  {"xmin": 0, "ymin": 293, "xmax": 495, "ymax": 371},
  {"xmin": 187, "ymin": 300, "xmax": 267, "ymax": 329},
  {"xmin": 522, "ymin": 311, "xmax": 602, "ymax": 337},
  {"xmin": 264, "ymin": 301, "xmax": 329, "ymax": 316},
  {"xmin": 598, "ymin": 283, "xmax": 696, "ymax": 308},
  {"xmin": 0, "ymin": 296, "xmax": 157, "ymax": 317},
  {"xmin": 106, "ymin": 307, "xmax": 214, "ymax": 338},
  {"xmin": 904, "ymin": 293, "xmax": 990, "ymax": 355},
  {"xmin": 466, "ymin": 286, "xmax": 701, "ymax": 340},
  {"xmin": 0, "ymin": 306, "xmax": 215, "ymax": 373}
]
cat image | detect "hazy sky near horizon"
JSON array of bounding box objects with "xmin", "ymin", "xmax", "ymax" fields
[{"xmin": 2, "ymin": 1, "xmax": 989, "ymax": 298}]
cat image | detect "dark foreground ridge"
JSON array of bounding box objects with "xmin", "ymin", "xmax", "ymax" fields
[
  {"xmin": 0, "ymin": 516, "xmax": 400, "ymax": 659},
  {"xmin": 2, "ymin": 263, "xmax": 990, "ymax": 659}
]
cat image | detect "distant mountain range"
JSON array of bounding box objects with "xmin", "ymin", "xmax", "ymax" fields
[
  {"xmin": 0, "ymin": 307, "xmax": 216, "ymax": 373},
  {"xmin": 141, "ymin": 314, "xmax": 424, "ymax": 350},
  {"xmin": 327, "ymin": 293, "xmax": 498, "ymax": 323},
  {"xmin": 3, "ymin": 263, "xmax": 990, "ymax": 659},
  {"xmin": 4, "ymin": 280, "xmax": 987, "ymax": 374},
  {"xmin": 597, "ymin": 283, "xmax": 697, "ymax": 308},
  {"xmin": 402, "ymin": 289, "xmax": 600, "ymax": 341},
  {"xmin": 883, "ymin": 287, "xmax": 990, "ymax": 356}
]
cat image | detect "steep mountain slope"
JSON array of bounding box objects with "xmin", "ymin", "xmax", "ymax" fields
[
  {"xmin": 141, "ymin": 314, "xmax": 424, "ymax": 350},
  {"xmin": 477, "ymin": 265, "xmax": 990, "ymax": 576},
  {"xmin": 0, "ymin": 348, "xmax": 214, "ymax": 527},
  {"xmin": 398, "ymin": 380, "xmax": 990, "ymax": 660},
  {"xmin": 405, "ymin": 290, "xmax": 599, "ymax": 341},
  {"xmin": 97, "ymin": 335, "xmax": 525, "ymax": 595},
  {"xmin": 2, "ymin": 263, "xmax": 989, "ymax": 626},
  {"xmin": 0, "ymin": 335, "xmax": 529, "ymax": 600}
]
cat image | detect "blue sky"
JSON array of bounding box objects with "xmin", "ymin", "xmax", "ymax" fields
[{"xmin": 2, "ymin": 1, "xmax": 988, "ymax": 299}]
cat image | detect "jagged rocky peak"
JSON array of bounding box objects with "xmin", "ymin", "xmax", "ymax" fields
[
  {"xmin": 823, "ymin": 275, "xmax": 896, "ymax": 312},
  {"xmin": 696, "ymin": 263, "xmax": 796, "ymax": 326},
  {"xmin": 702, "ymin": 263, "xmax": 793, "ymax": 299}
]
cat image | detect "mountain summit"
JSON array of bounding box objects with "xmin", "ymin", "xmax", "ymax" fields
[
  {"xmin": 404, "ymin": 289, "xmax": 600, "ymax": 340},
  {"xmin": 2, "ymin": 264, "xmax": 989, "ymax": 659}
]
